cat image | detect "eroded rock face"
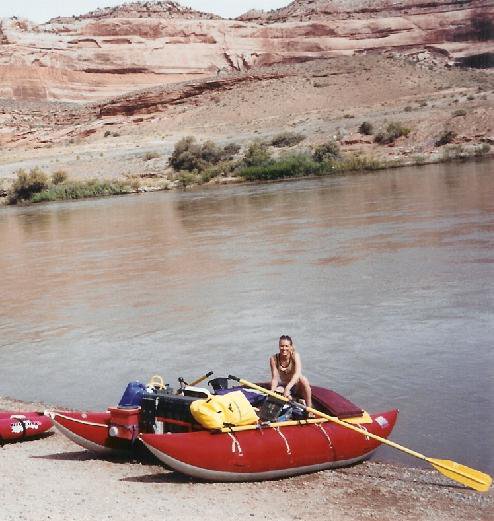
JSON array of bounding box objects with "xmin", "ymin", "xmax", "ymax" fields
[{"xmin": 0, "ymin": 0, "xmax": 492, "ymax": 102}]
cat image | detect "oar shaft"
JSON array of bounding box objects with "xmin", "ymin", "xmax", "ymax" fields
[
  {"xmin": 228, "ymin": 376, "xmax": 491, "ymax": 492},
  {"xmin": 190, "ymin": 371, "xmax": 214, "ymax": 387},
  {"xmin": 233, "ymin": 377, "xmax": 427, "ymax": 460}
]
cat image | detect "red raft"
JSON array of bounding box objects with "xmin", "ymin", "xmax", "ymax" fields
[
  {"xmin": 0, "ymin": 411, "xmax": 53, "ymax": 443},
  {"xmin": 48, "ymin": 409, "xmax": 139, "ymax": 455},
  {"xmin": 49, "ymin": 384, "xmax": 398, "ymax": 480},
  {"xmin": 140, "ymin": 409, "xmax": 398, "ymax": 481}
]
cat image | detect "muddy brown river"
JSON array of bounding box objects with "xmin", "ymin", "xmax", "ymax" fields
[{"xmin": 0, "ymin": 160, "xmax": 492, "ymax": 474}]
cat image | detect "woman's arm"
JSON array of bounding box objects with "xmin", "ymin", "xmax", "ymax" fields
[
  {"xmin": 284, "ymin": 352, "xmax": 302, "ymax": 397},
  {"xmin": 270, "ymin": 356, "xmax": 280, "ymax": 390}
]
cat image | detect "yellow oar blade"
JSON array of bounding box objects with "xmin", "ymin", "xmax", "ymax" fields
[{"xmin": 428, "ymin": 458, "xmax": 492, "ymax": 492}]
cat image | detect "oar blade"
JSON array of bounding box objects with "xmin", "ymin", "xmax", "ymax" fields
[{"xmin": 428, "ymin": 458, "xmax": 492, "ymax": 492}]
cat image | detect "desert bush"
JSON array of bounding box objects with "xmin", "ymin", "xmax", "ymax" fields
[
  {"xmin": 200, "ymin": 160, "xmax": 238, "ymax": 183},
  {"xmin": 128, "ymin": 176, "xmax": 141, "ymax": 191},
  {"xmin": 441, "ymin": 144, "xmax": 465, "ymax": 161},
  {"xmin": 435, "ymin": 130, "xmax": 456, "ymax": 147},
  {"xmin": 452, "ymin": 109, "xmax": 467, "ymax": 117},
  {"xmin": 51, "ymin": 170, "xmax": 68, "ymax": 185},
  {"xmin": 358, "ymin": 121, "xmax": 373, "ymax": 135},
  {"xmin": 242, "ymin": 141, "xmax": 273, "ymax": 167},
  {"xmin": 333, "ymin": 154, "xmax": 385, "ymax": 172},
  {"xmin": 404, "ymin": 106, "xmax": 413, "ymax": 112},
  {"xmin": 169, "ymin": 136, "xmax": 204, "ymax": 171},
  {"xmin": 222, "ymin": 143, "xmax": 241, "ymax": 158},
  {"xmin": 170, "ymin": 137, "xmax": 236, "ymax": 172},
  {"xmin": 313, "ymin": 140, "xmax": 341, "ymax": 163},
  {"xmin": 199, "ymin": 140, "xmax": 224, "ymax": 164},
  {"xmin": 270, "ymin": 132, "xmax": 306, "ymax": 148},
  {"xmin": 9, "ymin": 168, "xmax": 49, "ymax": 203},
  {"xmin": 374, "ymin": 122, "xmax": 411, "ymax": 144},
  {"xmin": 143, "ymin": 151, "xmax": 160, "ymax": 161},
  {"xmin": 474, "ymin": 143, "xmax": 491, "ymax": 156}
]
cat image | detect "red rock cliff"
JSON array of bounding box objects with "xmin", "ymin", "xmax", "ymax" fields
[{"xmin": 0, "ymin": 0, "xmax": 492, "ymax": 102}]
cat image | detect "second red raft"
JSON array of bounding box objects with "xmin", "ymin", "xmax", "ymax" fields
[{"xmin": 0, "ymin": 411, "xmax": 53, "ymax": 443}]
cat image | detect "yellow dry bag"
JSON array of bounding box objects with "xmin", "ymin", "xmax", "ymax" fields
[{"xmin": 190, "ymin": 390, "xmax": 259, "ymax": 430}]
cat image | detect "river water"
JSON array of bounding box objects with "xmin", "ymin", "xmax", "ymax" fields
[{"xmin": 1, "ymin": 160, "xmax": 493, "ymax": 474}]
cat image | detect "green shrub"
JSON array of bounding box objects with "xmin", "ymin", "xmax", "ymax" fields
[
  {"xmin": 176, "ymin": 171, "xmax": 199, "ymax": 190},
  {"xmin": 51, "ymin": 170, "xmax": 68, "ymax": 185},
  {"xmin": 30, "ymin": 179, "xmax": 131, "ymax": 203},
  {"xmin": 242, "ymin": 141, "xmax": 272, "ymax": 167},
  {"xmin": 9, "ymin": 168, "xmax": 49, "ymax": 203},
  {"xmin": 238, "ymin": 154, "xmax": 321, "ymax": 181},
  {"xmin": 374, "ymin": 122, "xmax": 411, "ymax": 144},
  {"xmin": 237, "ymin": 152, "xmax": 387, "ymax": 181},
  {"xmin": 270, "ymin": 132, "xmax": 306, "ymax": 148},
  {"xmin": 435, "ymin": 130, "xmax": 456, "ymax": 147},
  {"xmin": 358, "ymin": 121, "xmax": 373, "ymax": 135},
  {"xmin": 414, "ymin": 155, "xmax": 426, "ymax": 165},
  {"xmin": 313, "ymin": 140, "xmax": 341, "ymax": 163}
]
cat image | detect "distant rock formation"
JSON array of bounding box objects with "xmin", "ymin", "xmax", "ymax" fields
[
  {"xmin": 50, "ymin": 1, "xmax": 220, "ymax": 22},
  {"xmin": 0, "ymin": 0, "xmax": 492, "ymax": 102}
]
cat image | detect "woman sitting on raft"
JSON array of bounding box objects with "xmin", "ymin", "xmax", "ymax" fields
[{"xmin": 270, "ymin": 334, "xmax": 312, "ymax": 408}]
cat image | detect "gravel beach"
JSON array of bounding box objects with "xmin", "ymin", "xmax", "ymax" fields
[{"xmin": 1, "ymin": 396, "xmax": 492, "ymax": 521}]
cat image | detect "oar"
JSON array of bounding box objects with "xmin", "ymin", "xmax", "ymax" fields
[
  {"xmin": 189, "ymin": 371, "xmax": 214, "ymax": 387},
  {"xmin": 228, "ymin": 375, "xmax": 492, "ymax": 493},
  {"xmin": 176, "ymin": 371, "xmax": 214, "ymax": 394}
]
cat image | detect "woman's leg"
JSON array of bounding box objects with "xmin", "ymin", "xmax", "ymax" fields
[{"xmin": 298, "ymin": 375, "xmax": 312, "ymax": 408}]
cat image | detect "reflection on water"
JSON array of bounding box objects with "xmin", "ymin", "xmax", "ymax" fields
[{"xmin": 0, "ymin": 160, "xmax": 493, "ymax": 473}]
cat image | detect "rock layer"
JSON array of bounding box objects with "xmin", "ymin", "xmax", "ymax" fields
[{"xmin": 0, "ymin": 0, "xmax": 492, "ymax": 102}]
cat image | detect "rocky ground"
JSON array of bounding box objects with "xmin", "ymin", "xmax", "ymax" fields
[
  {"xmin": 0, "ymin": 54, "xmax": 492, "ymax": 197},
  {"xmin": 1, "ymin": 396, "xmax": 492, "ymax": 521}
]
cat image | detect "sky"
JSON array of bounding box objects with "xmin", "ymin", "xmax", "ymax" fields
[{"xmin": 0, "ymin": 1, "xmax": 292, "ymax": 22}]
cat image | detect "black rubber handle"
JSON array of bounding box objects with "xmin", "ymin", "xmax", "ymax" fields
[{"xmin": 228, "ymin": 374, "xmax": 240, "ymax": 382}]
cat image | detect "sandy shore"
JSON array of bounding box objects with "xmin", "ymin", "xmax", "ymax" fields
[{"xmin": 1, "ymin": 396, "xmax": 491, "ymax": 521}]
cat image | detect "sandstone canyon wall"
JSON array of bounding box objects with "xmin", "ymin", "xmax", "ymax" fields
[{"xmin": 0, "ymin": 0, "xmax": 492, "ymax": 103}]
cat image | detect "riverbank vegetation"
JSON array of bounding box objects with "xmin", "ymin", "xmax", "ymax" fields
[
  {"xmin": 6, "ymin": 168, "xmax": 134, "ymax": 204},
  {"xmin": 2, "ymin": 125, "xmax": 491, "ymax": 205},
  {"xmin": 169, "ymin": 134, "xmax": 391, "ymax": 187}
]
